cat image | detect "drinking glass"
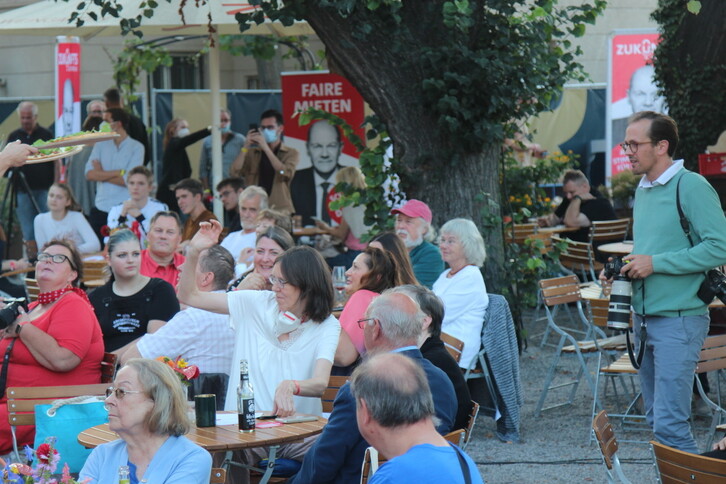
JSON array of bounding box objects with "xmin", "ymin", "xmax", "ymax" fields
[{"xmin": 332, "ymin": 266, "xmax": 346, "ymax": 306}]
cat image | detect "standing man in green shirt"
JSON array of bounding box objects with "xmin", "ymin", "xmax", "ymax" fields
[{"xmin": 608, "ymin": 111, "xmax": 726, "ymax": 453}]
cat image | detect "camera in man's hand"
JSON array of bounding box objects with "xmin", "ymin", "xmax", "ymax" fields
[
  {"xmin": 0, "ymin": 297, "xmax": 28, "ymax": 330},
  {"xmin": 697, "ymin": 269, "xmax": 726, "ymax": 305},
  {"xmin": 603, "ymin": 257, "xmax": 632, "ymax": 331}
]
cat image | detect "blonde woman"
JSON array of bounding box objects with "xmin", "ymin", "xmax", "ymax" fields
[{"xmin": 33, "ymin": 183, "xmax": 100, "ymax": 254}]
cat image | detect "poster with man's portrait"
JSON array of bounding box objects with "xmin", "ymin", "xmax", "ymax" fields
[{"xmin": 607, "ymin": 31, "xmax": 668, "ymax": 178}]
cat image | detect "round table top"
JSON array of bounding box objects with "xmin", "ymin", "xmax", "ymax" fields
[
  {"xmin": 78, "ymin": 413, "xmax": 326, "ymax": 452},
  {"xmin": 597, "ymin": 241, "xmax": 634, "ymax": 255}
]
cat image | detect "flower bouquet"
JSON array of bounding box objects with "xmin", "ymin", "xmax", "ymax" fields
[
  {"xmin": 156, "ymin": 356, "xmax": 200, "ymax": 386},
  {"xmin": 1, "ymin": 438, "xmax": 89, "ymax": 484}
]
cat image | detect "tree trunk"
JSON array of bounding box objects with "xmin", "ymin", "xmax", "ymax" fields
[{"xmin": 256, "ymin": 53, "xmax": 283, "ymax": 89}]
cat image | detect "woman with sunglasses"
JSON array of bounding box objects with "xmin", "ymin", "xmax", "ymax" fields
[
  {"xmin": 0, "ymin": 238, "xmax": 105, "ymax": 457},
  {"xmin": 80, "ymin": 358, "xmax": 212, "ymax": 483}
]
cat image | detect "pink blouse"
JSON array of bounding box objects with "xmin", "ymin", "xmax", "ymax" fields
[{"xmin": 338, "ymin": 289, "xmax": 378, "ymax": 355}]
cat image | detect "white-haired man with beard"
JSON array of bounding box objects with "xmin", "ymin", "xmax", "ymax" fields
[
  {"xmin": 391, "ymin": 200, "xmax": 443, "ymax": 289},
  {"xmin": 220, "ymin": 185, "xmax": 268, "ymax": 275}
]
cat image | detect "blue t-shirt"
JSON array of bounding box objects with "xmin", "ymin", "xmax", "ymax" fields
[{"xmin": 369, "ymin": 443, "xmax": 484, "ymax": 484}]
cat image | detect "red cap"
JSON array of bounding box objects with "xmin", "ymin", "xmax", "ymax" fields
[{"xmin": 391, "ymin": 199, "xmax": 432, "ymax": 224}]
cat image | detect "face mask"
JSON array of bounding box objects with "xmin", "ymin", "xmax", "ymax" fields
[
  {"xmin": 177, "ymin": 128, "xmax": 190, "ymax": 138},
  {"xmin": 275, "ymin": 311, "xmax": 301, "ymax": 335},
  {"xmin": 263, "ymin": 128, "xmax": 278, "ymax": 144},
  {"xmin": 220, "ymin": 125, "xmax": 231, "ymax": 134}
]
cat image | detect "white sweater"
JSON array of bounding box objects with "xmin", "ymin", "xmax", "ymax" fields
[{"xmin": 33, "ymin": 211, "xmax": 100, "ymax": 254}]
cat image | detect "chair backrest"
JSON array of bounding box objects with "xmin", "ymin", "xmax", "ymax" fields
[
  {"xmin": 592, "ymin": 410, "xmax": 618, "ymax": 469},
  {"xmin": 590, "ymin": 218, "xmax": 630, "ymax": 244},
  {"xmin": 552, "ymin": 236, "xmax": 597, "ymax": 282},
  {"xmin": 651, "ymin": 440, "xmax": 726, "ymax": 482},
  {"xmin": 696, "ymin": 334, "xmax": 726, "ymax": 375},
  {"xmin": 24, "ymin": 277, "xmax": 39, "ymax": 303},
  {"xmin": 7, "ymin": 383, "xmax": 109, "ymax": 427},
  {"xmin": 440, "ymin": 332, "xmax": 464, "ymax": 363},
  {"xmin": 360, "ymin": 447, "xmax": 388, "ymax": 484},
  {"xmin": 538, "ymin": 274, "xmax": 582, "ymax": 307},
  {"xmin": 101, "ymin": 352, "xmax": 118, "ymax": 384},
  {"xmin": 82, "ymin": 260, "xmax": 108, "ymax": 284},
  {"xmin": 463, "ymin": 401, "xmax": 480, "ymax": 448},
  {"xmin": 210, "ymin": 467, "xmax": 226, "ymax": 484},
  {"xmin": 444, "ymin": 428, "xmax": 465, "ymax": 446},
  {"xmin": 322, "ymin": 376, "xmax": 350, "ymax": 413},
  {"xmin": 588, "ymin": 298, "xmax": 610, "ymax": 328},
  {"xmin": 505, "ymin": 223, "xmax": 538, "ymax": 244}
]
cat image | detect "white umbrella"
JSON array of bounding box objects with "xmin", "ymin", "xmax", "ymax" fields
[{"xmin": 0, "ymin": 0, "xmax": 312, "ymax": 217}]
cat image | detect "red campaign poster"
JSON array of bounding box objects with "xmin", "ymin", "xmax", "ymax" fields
[
  {"xmin": 607, "ymin": 32, "xmax": 667, "ymax": 178},
  {"xmin": 55, "ymin": 37, "xmax": 81, "ymax": 139},
  {"xmin": 281, "ymin": 71, "xmax": 366, "ymax": 225}
]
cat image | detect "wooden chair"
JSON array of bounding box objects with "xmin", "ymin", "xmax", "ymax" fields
[
  {"xmin": 322, "ymin": 376, "xmax": 350, "ymax": 413},
  {"xmin": 6, "ymin": 383, "xmax": 109, "ymax": 462},
  {"xmin": 463, "ymin": 401, "xmax": 480, "ymax": 450},
  {"xmin": 535, "ymin": 275, "xmax": 610, "ymax": 417},
  {"xmin": 651, "ymin": 440, "xmax": 726, "ymax": 483},
  {"xmin": 440, "ymin": 332, "xmax": 464, "ymax": 363},
  {"xmin": 504, "ymin": 222, "xmax": 538, "ymax": 245},
  {"xmin": 24, "ymin": 277, "xmax": 40, "ymax": 303},
  {"xmin": 694, "ymin": 334, "xmax": 726, "ymax": 450},
  {"xmin": 590, "ymin": 218, "xmax": 630, "ymax": 245},
  {"xmin": 553, "ymin": 235, "xmax": 602, "ymax": 283},
  {"xmin": 592, "ymin": 410, "xmax": 632, "ymax": 484},
  {"xmin": 210, "ymin": 467, "xmax": 226, "ymax": 483},
  {"xmin": 444, "ymin": 428, "xmax": 466, "ymax": 446},
  {"xmin": 360, "ymin": 447, "xmax": 388, "ymax": 484},
  {"xmin": 101, "ymin": 352, "xmax": 118, "ymax": 384},
  {"xmin": 81, "ymin": 259, "xmax": 108, "ymax": 288}
]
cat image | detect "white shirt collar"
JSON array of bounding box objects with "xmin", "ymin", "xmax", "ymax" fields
[{"xmin": 638, "ymin": 159, "xmax": 684, "ymax": 188}]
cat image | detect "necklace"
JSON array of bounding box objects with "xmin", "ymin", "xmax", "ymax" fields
[{"xmin": 447, "ymin": 265, "xmax": 470, "ymax": 278}]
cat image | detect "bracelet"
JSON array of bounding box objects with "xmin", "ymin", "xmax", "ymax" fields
[
  {"xmin": 120, "ymin": 169, "xmax": 126, "ymax": 177},
  {"xmin": 9, "ymin": 261, "xmax": 16, "ymax": 271},
  {"xmin": 241, "ymin": 148, "xmax": 248, "ymax": 153},
  {"xmin": 292, "ymin": 380, "xmax": 300, "ymax": 396}
]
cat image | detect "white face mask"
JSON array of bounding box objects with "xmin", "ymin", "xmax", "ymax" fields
[
  {"xmin": 177, "ymin": 127, "xmax": 190, "ymax": 138},
  {"xmin": 275, "ymin": 311, "xmax": 301, "ymax": 335}
]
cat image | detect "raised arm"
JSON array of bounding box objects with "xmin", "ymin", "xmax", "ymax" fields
[{"xmin": 177, "ymin": 220, "xmax": 230, "ymax": 314}]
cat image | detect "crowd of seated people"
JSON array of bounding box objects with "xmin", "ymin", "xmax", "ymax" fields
[{"xmin": 0, "ymin": 125, "xmax": 495, "ymax": 482}]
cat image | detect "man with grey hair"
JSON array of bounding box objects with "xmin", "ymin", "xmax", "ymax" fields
[
  {"xmin": 120, "ymin": 244, "xmax": 236, "ymax": 410},
  {"xmin": 5, "ymin": 101, "xmax": 54, "ymax": 248},
  {"xmin": 290, "ymin": 290, "xmax": 456, "ymax": 484},
  {"xmin": 391, "ymin": 199, "xmax": 443, "ymax": 289},
  {"xmin": 199, "ymin": 108, "xmax": 246, "ymax": 191},
  {"xmin": 352, "ymin": 353, "xmax": 483, "ymax": 483},
  {"xmin": 221, "ymin": 185, "xmax": 269, "ymax": 275}
]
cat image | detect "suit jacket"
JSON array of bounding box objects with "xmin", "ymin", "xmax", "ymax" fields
[
  {"xmin": 290, "ymin": 166, "xmax": 340, "ymax": 226},
  {"xmin": 289, "ymin": 348, "xmax": 456, "ymax": 484}
]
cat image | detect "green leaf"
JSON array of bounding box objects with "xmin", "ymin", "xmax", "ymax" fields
[{"xmin": 686, "ymin": 0, "xmax": 701, "ymax": 14}]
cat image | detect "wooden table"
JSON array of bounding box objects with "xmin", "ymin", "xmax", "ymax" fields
[
  {"xmin": 597, "ymin": 241, "xmax": 634, "ymax": 256},
  {"xmin": 78, "ymin": 413, "xmax": 326, "ymax": 483}
]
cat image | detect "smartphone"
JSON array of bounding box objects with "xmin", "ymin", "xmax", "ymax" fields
[
  {"xmin": 248, "ymin": 123, "xmax": 258, "ymax": 132},
  {"xmin": 257, "ymin": 414, "xmax": 278, "ymax": 420},
  {"xmin": 275, "ymin": 416, "xmax": 318, "ymax": 424}
]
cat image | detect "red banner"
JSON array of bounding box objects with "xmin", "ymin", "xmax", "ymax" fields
[
  {"xmin": 282, "ymin": 71, "xmax": 365, "ymax": 224},
  {"xmin": 55, "ymin": 37, "xmax": 81, "ymax": 139},
  {"xmin": 607, "ymin": 32, "xmax": 667, "ymax": 177}
]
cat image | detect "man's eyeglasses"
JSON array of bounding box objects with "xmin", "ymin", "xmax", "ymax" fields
[
  {"xmin": 269, "ymin": 275, "xmax": 288, "ymax": 288},
  {"xmin": 37, "ymin": 252, "xmax": 75, "ymax": 270},
  {"xmin": 105, "ymin": 386, "xmax": 144, "ymax": 399},
  {"xmin": 357, "ymin": 318, "xmax": 378, "ymax": 329},
  {"xmin": 619, "ymin": 140, "xmax": 655, "ymax": 154}
]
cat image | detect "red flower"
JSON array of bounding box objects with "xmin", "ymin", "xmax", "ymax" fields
[
  {"xmin": 36, "ymin": 442, "xmax": 57, "ymax": 464},
  {"xmin": 100, "ymin": 225, "xmax": 111, "ymax": 237}
]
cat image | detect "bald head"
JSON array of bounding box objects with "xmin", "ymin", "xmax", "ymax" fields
[
  {"xmin": 365, "ymin": 290, "xmax": 425, "ymax": 349},
  {"xmin": 306, "ymin": 120, "xmax": 342, "ymax": 177}
]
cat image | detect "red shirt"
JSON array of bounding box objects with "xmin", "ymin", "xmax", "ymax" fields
[{"xmin": 140, "ymin": 249, "xmax": 185, "ymax": 289}]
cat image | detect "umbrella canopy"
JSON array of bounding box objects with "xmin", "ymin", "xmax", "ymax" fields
[{"xmin": 0, "ymin": 0, "xmax": 313, "ymax": 38}]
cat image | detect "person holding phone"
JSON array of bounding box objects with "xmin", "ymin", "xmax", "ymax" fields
[{"xmin": 230, "ymin": 110, "xmax": 299, "ymax": 215}]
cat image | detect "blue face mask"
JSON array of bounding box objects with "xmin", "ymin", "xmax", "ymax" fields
[
  {"xmin": 220, "ymin": 125, "xmax": 231, "ymax": 134},
  {"xmin": 263, "ymin": 128, "xmax": 278, "ymax": 144}
]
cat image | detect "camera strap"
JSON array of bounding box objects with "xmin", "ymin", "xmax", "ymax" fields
[
  {"xmin": 0, "ymin": 339, "xmax": 17, "ymax": 398},
  {"xmin": 626, "ymin": 284, "xmax": 647, "ymax": 370}
]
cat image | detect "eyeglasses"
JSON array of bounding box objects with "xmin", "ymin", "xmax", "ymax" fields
[
  {"xmin": 105, "ymin": 386, "xmax": 144, "ymax": 399},
  {"xmin": 357, "ymin": 318, "xmax": 378, "ymax": 329},
  {"xmin": 37, "ymin": 252, "xmax": 75, "ymax": 270},
  {"xmin": 619, "ymin": 140, "xmax": 655, "ymax": 154},
  {"xmin": 269, "ymin": 275, "xmax": 288, "ymax": 288}
]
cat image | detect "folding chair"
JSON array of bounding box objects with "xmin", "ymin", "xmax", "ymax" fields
[
  {"xmin": 553, "ymin": 235, "xmax": 602, "ymax": 284},
  {"xmin": 694, "ymin": 334, "xmax": 726, "ymax": 451},
  {"xmin": 504, "ymin": 222, "xmax": 538, "ymax": 244},
  {"xmin": 444, "ymin": 428, "xmax": 466, "ymax": 446},
  {"xmin": 322, "ymin": 376, "xmax": 350, "ymax": 413},
  {"xmin": 462, "ymin": 401, "xmax": 480, "ymax": 450},
  {"xmin": 24, "ymin": 277, "xmax": 40, "ymax": 302},
  {"xmin": 210, "ymin": 468, "xmax": 227, "ymax": 483},
  {"xmin": 360, "ymin": 447, "xmax": 388, "ymax": 484},
  {"xmin": 651, "ymin": 440, "xmax": 726, "ymax": 483},
  {"xmin": 590, "ymin": 219, "xmax": 630, "ymax": 252},
  {"xmin": 101, "ymin": 352, "xmax": 118, "ymax": 384},
  {"xmin": 440, "ymin": 332, "xmax": 464, "ymax": 364},
  {"xmin": 535, "ymin": 275, "xmax": 609, "ymax": 417},
  {"xmin": 6, "ymin": 383, "xmax": 109, "ymax": 463},
  {"xmin": 592, "ymin": 410, "xmax": 632, "ymax": 484}
]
